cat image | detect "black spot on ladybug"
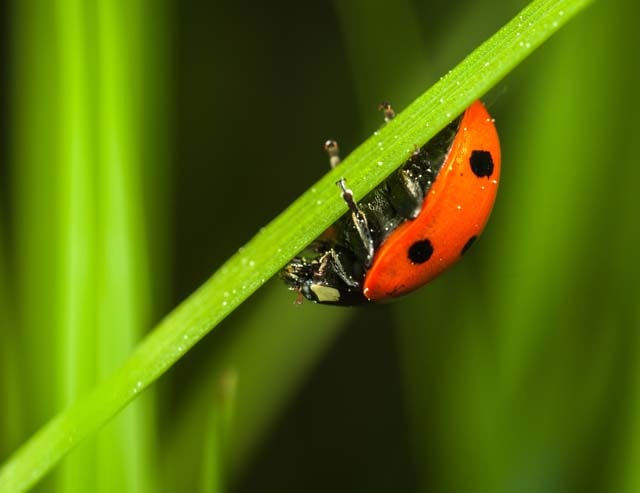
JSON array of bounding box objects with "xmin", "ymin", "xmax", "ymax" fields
[
  {"xmin": 408, "ymin": 239, "xmax": 434, "ymax": 264},
  {"xmin": 461, "ymin": 235, "xmax": 478, "ymax": 256},
  {"xmin": 470, "ymin": 150, "xmax": 494, "ymax": 178}
]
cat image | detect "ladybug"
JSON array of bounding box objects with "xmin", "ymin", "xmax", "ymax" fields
[{"xmin": 282, "ymin": 100, "xmax": 501, "ymax": 305}]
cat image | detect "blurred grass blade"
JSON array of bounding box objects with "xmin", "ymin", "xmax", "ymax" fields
[
  {"xmin": 200, "ymin": 370, "xmax": 237, "ymax": 493},
  {"xmin": 9, "ymin": 0, "xmax": 166, "ymax": 490},
  {"xmin": 55, "ymin": 0, "xmax": 99, "ymax": 489},
  {"xmin": 0, "ymin": 217, "xmax": 21, "ymax": 459},
  {"xmin": 160, "ymin": 285, "xmax": 346, "ymax": 492},
  {"xmin": 11, "ymin": 0, "xmax": 61, "ymax": 455},
  {"xmin": 0, "ymin": 0, "xmax": 593, "ymax": 490},
  {"xmin": 601, "ymin": 3, "xmax": 640, "ymax": 491},
  {"xmin": 93, "ymin": 0, "xmax": 164, "ymax": 491}
]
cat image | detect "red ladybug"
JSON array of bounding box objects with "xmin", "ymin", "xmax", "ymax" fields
[{"xmin": 282, "ymin": 100, "xmax": 501, "ymax": 305}]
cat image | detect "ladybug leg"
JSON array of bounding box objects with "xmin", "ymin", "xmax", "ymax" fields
[
  {"xmin": 378, "ymin": 101, "xmax": 396, "ymax": 122},
  {"xmin": 320, "ymin": 249, "xmax": 361, "ymax": 288},
  {"xmin": 336, "ymin": 178, "xmax": 375, "ymax": 267},
  {"xmin": 387, "ymin": 168, "xmax": 424, "ymax": 218},
  {"xmin": 324, "ymin": 140, "xmax": 341, "ymax": 169}
]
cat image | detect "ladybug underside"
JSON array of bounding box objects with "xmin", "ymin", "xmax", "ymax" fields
[{"xmin": 282, "ymin": 115, "xmax": 462, "ymax": 305}]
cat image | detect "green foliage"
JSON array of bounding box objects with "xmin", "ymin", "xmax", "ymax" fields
[{"xmin": 5, "ymin": 0, "xmax": 640, "ymax": 492}]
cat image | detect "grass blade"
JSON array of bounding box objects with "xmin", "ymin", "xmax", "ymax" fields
[
  {"xmin": 0, "ymin": 217, "xmax": 21, "ymax": 459},
  {"xmin": 93, "ymin": 0, "xmax": 161, "ymax": 491}
]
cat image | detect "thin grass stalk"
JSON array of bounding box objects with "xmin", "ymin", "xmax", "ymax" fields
[{"xmin": 94, "ymin": 0, "xmax": 156, "ymax": 490}]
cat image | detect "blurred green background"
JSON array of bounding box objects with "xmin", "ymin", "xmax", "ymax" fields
[{"xmin": 1, "ymin": 0, "xmax": 639, "ymax": 492}]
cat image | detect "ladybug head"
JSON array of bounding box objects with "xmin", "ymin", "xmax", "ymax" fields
[{"xmin": 281, "ymin": 248, "xmax": 368, "ymax": 306}]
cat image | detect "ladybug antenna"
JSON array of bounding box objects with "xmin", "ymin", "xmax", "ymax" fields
[
  {"xmin": 324, "ymin": 140, "xmax": 341, "ymax": 169},
  {"xmin": 378, "ymin": 101, "xmax": 395, "ymax": 122}
]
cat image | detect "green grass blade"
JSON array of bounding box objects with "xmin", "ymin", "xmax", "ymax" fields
[
  {"xmin": 8, "ymin": 0, "xmax": 166, "ymax": 489},
  {"xmin": 0, "ymin": 0, "xmax": 593, "ymax": 490},
  {"xmin": 601, "ymin": 3, "xmax": 640, "ymax": 490},
  {"xmin": 0, "ymin": 217, "xmax": 21, "ymax": 459},
  {"xmin": 93, "ymin": 0, "xmax": 161, "ymax": 491},
  {"xmin": 55, "ymin": 0, "xmax": 99, "ymax": 490},
  {"xmin": 199, "ymin": 370, "xmax": 237, "ymax": 493},
  {"xmin": 11, "ymin": 0, "xmax": 61, "ymax": 454}
]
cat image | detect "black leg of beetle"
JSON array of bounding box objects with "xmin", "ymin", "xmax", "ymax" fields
[
  {"xmin": 378, "ymin": 101, "xmax": 396, "ymax": 122},
  {"xmin": 323, "ymin": 249, "xmax": 361, "ymax": 288},
  {"xmin": 336, "ymin": 178, "xmax": 375, "ymax": 267},
  {"xmin": 324, "ymin": 140, "xmax": 341, "ymax": 169},
  {"xmin": 387, "ymin": 168, "xmax": 424, "ymax": 219}
]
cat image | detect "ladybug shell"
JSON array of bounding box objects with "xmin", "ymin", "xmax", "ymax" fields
[{"xmin": 362, "ymin": 100, "xmax": 501, "ymax": 301}]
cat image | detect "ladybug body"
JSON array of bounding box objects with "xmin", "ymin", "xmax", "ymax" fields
[{"xmin": 282, "ymin": 100, "xmax": 501, "ymax": 305}]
